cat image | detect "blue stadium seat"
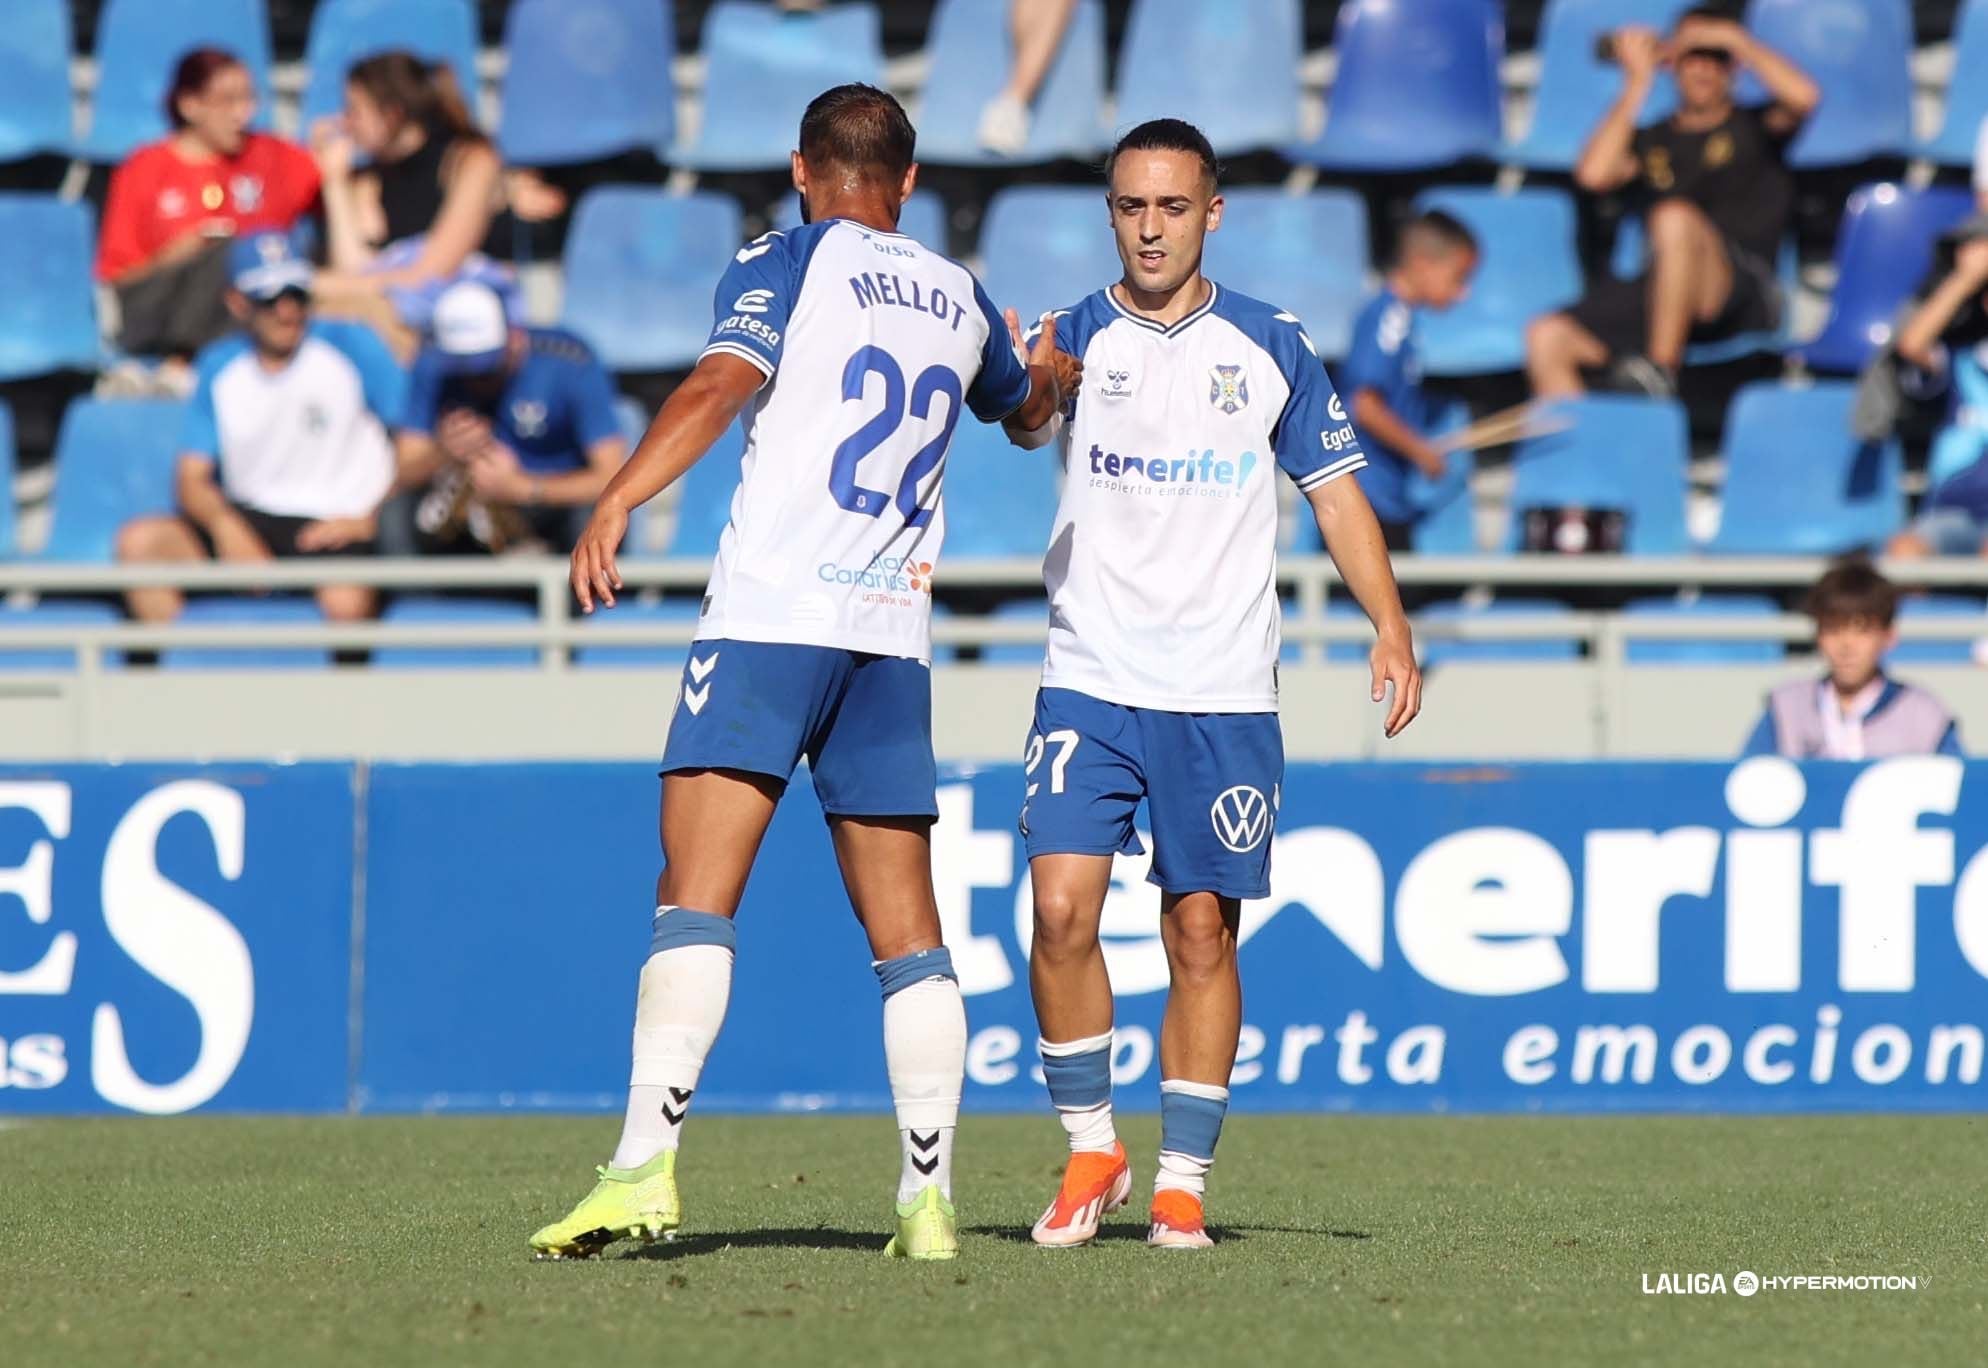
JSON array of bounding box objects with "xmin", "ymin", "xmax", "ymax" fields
[
  {"xmin": 561, "ymin": 189, "xmax": 742, "ymax": 372},
  {"xmin": 661, "ymin": 416, "xmax": 748, "ymax": 559},
  {"xmin": 40, "ymin": 399, "xmax": 186, "ymax": 562},
  {"xmin": 82, "ymin": 0, "xmax": 273, "ymax": 162},
  {"xmin": 0, "ymin": 402, "xmax": 14, "ymax": 559},
  {"xmin": 0, "ymin": 602, "xmax": 123, "ymax": 672},
  {"xmin": 161, "ymin": 597, "xmax": 332, "ymax": 670},
  {"xmin": 1795, "ymin": 184, "xmax": 1977, "ymax": 375},
  {"xmin": 774, "ymin": 190, "xmax": 947, "ymax": 252},
  {"xmin": 1924, "ymin": 0, "xmax": 1988, "ymax": 167},
  {"xmin": 1888, "ymin": 594, "xmax": 1987, "ymax": 665},
  {"xmin": 300, "ymin": 0, "xmax": 480, "ymax": 131},
  {"xmin": 374, "ymin": 597, "xmax": 539, "ymax": 668},
  {"xmin": 0, "ymin": 195, "xmax": 99, "ymax": 381},
  {"xmin": 980, "ymin": 187, "xmax": 1123, "ymax": 326},
  {"xmin": 1116, "ymin": 0, "xmax": 1301, "ymax": 155},
  {"xmin": 499, "ymin": 0, "xmax": 675, "ymax": 166},
  {"xmin": 1418, "ymin": 601, "xmax": 1584, "ymax": 665},
  {"xmin": 1511, "ymin": 0, "xmax": 1691, "ymax": 171},
  {"xmin": 1708, "ymin": 382, "xmax": 1903, "ymax": 554},
  {"xmin": 916, "ymin": 0, "xmax": 1106, "ymax": 165},
  {"xmin": 1297, "ymin": 0, "xmax": 1503, "ymax": 172},
  {"xmin": 1211, "ymin": 190, "xmax": 1369, "ymax": 362},
  {"xmin": 1503, "ymin": 395, "xmax": 1690, "ymax": 555},
  {"xmin": 675, "ymin": 2, "xmax": 883, "ymax": 172},
  {"xmin": 1621, "ymin": 594, "xmax": 1784, "ymax": 663},
  {"xmin": 575, "ymin": 599, "xmax": 699, "ymax": 668},
  {"xmin": 1740, "ymin": 0, "xmax": 1911, "ymax": 168},
  {"xmin": 1410, "ymin": 188, "xmax": 1583, "ymax": 376},
  {"xmin": 980, "ymin": 598, "xmax": 1048, "ymax": 665},
  {"xmin": 0, "ymin": 0, "xmax": 75, "ymax": 161},
  {"xmin": 942, "ymin": 419, "xmax": 1061, "ymax": 559}
]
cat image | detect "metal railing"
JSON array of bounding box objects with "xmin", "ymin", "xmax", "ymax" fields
[{"xmin": 3, "ymin": 555, "xmax": 1986, "ymax": 675}]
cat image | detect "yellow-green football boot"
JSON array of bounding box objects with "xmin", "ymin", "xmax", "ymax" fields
[
  {"xmin": 529, "ymin": 1150, "xmax": 679, "ymax": 1260},
  {"xmin": 883, "ymin": 1185, "xmax": 958, "ymax": 1261}
]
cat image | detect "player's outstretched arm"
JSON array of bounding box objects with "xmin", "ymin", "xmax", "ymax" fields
[
  {"xmin": 1305, "ymin": 476, "xmax": 1423, "ymax": 738},
  {"xmin": 570, "ymin": 352, "xmax": 765, "ymax": 613}
]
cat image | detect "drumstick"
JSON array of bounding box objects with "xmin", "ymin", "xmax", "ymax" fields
[{"xmin": 1432, "ymin": 402, "xmax": 1574, "ymax": 454}]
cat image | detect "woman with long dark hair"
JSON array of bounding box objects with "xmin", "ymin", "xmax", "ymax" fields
[
  {"xmin": 311, "ymin": 51, "xmax": 515, "ymax": 356},
  {"xmin": 95, "ymin": 46, "xmax": 321, "ymax": 365}
]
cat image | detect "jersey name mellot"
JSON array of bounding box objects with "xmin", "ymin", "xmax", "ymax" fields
[
  {"xmin": 693, "ymin": 219, "xmax": 1029, "ymax": 661},
  {"xmin": 1035, "ymin": 284, "xmax": 1366, "ymax": 713}
]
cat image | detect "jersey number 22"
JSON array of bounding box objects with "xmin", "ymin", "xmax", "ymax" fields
[{"xmin": 829, "ymin": 345, "xmax": 963, "ymax": 527}]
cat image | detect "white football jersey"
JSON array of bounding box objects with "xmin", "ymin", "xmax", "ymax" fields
[
  {"xmin": 1029, "ymin": 284, "xmax": 1367, "ymax": 712},
  {"xmin": 693, "ymin": 218, "xmax": 1031, "ymax": 660}
]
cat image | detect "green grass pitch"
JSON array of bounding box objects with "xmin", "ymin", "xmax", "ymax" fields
[{"xmin": 3, "ymin": 1113, "xmax": 1984, "ymax": 1366}]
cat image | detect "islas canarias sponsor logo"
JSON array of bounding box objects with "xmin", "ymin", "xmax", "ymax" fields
[
  {"xmin": 817, "ymin": 553, "xmax": 934, "ymax": 605},
  {"xmin": 1085, "ymin": 445, "xmax": 1259, "ymax": 495}
]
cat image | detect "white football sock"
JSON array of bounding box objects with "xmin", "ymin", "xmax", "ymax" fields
[
  {"xmin": 1154, "ymin": 1148, "xmax": 1214, "ymax": 1198},
  {"xmin": 882, "ymin": 974, "xmax": 966, "ymax": 1202},
  {"xmin": 610, "ymin": 918, "xmax": 734, "ymax": 1171},
  {"xmin": 1057, "ymin": 1100, "xmax": 1118, "ymax": 1155}
]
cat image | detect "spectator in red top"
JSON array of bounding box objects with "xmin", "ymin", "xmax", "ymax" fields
[{"xmin": 96, "ymin": 48, "xmax": 321, "ymax": 364}]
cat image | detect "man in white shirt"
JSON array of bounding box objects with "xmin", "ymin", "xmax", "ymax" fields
[
  {"xmin": 1004, "ymin": 119, "xmax": 1421, "ymax": 1250},
  {"xmin": 115, "ymin": 233, "xmax": 405, "ymax": 623}
]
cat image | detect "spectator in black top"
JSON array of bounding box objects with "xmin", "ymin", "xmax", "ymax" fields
[
  {"xmin": 310, "ymin": 51, "xmax": 511, "ymax": 360},
  {"xmin": 1526, "ymin": 7, "xmax": 1817, "ymax": 398}
]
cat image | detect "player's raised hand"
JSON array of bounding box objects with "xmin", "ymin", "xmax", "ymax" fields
[
  {"xmin": 570, "ymin": 501, "xmax": 627, "ymax": 614},
  {"xmin": 1027, "ymin": 312, "xmax": 1083, "ymax": 399},
  {"xmin": 1371, "ymin": 628, "xmax": 1422, "ymax": 738}
]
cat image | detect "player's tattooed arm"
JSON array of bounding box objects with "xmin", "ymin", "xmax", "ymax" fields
[
  {"xmin": 569, "ymin": 352, "xmax": 765, "ymax": 613},
  {"xmin": 1002, "ymin": 309, "xmax": 1082, "ymax": 444},
  {"xmin": 1305, "ymin": 475, "xmax": 1422, "ymax": 738}
]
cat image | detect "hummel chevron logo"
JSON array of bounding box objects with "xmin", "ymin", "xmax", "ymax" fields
[
  {"xmin": 683, "ymin": 654, "xmax": 717, "ymax": 715},
  {"xmin": 661, "ymin": 1087, "xmax": 693, "ymax": 1126},
  {"xmin": 910, "ymin": 1130, "xmax": 940, "ymax": 1175}
]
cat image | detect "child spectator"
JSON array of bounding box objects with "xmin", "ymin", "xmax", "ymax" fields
[
  {"xmin": 311, "ymin": 52, "xmax": 513, "ymax": 357},
  {"xmin": 387, "ymin": 281, "xmax": 625, "ymax": 556},
  {"xmin": 1742, "ymin": 562, "xmax": 1963, "ymax": 759},
  {"xmin": 1339, "ymin": 211, "xmax": 1478, "ymax": 550},
  {"xmin": 115, "ymin": 235, "xmax": 405, "ymax": 625},
  {"xmin": 95, "ymin": 48, "xmax": 320, "ymax": 364}
]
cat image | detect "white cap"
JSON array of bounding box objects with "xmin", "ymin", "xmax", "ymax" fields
[{"xmin": 430, "ymin": 280, "xmax": 511, "ymax": 373}]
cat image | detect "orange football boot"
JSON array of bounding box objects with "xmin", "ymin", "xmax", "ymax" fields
[
  {"xmin": 1030, "ymin": 1141, "xmax": 1132, "ymax": 1247},
  {"xmin": 1147, "ymin": 1188, "xmax": 1214, "ymax": 1249}
]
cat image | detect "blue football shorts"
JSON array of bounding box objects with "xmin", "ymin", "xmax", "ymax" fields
[
  {"xmin": 1018, "ymin": 686, "xmax": 1283, "ymax": 900},
  {"xmin": 658, "ymin": 638, "xmax": 938, "ymax": 819}
]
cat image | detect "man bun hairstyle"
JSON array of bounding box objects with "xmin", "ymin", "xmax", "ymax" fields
[
  {"xmin": 799, "ymin": 83, "xmax": 917, "ymax": 184},
  {"xmin": 1806, "ymin": 558, "xmax": 1899, "ymax": 628},
  {"xmin": 1106, "ymin": 118, "xmax": 1220, "ymax": 189}
]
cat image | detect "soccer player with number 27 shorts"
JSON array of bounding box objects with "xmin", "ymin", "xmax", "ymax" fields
[
  {"xmin": 1005, "ymin": 119, "xmax": 1423, "ymax": 1249},
  {"xmin": 532, "ymin": 84, "xmax": 1076, "ymax": 1262}
]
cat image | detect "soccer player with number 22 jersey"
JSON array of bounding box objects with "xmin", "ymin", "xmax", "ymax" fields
[
  {"xmin": 532, "ymin": 85, "xmax": 1078, "ymax": 1263},
  {"xmin": 1005, "ymin": 120, "xmax": 1424, "ymax": 1249}
]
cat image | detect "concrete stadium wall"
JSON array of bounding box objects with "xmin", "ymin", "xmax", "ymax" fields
[{"xmin": 3, "ymin": 663, "xmax": 1985, "ymax": 762}]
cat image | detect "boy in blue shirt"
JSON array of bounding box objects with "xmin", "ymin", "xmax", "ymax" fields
[{"xmin": 1338, "ymin": 212, "xmax": 1478, "ymax": 550}]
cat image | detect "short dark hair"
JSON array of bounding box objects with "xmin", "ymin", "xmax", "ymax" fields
[
  {"xmin": 1676, "ymin": 3, "xmax": 1740, "ymax": 25},
  {"xmin": 1106, "ymin": 118, "xmax": 1219, "ymax": 189},
  {"xmin": 1396, "ymin": 210, "xmax": 1478, "ymax": 264},
  {"xmin": 1806, "ymin": 559, "xmax": 1898, "ymax": 627},
  {"xmin": 798, "ymin": 83, "xmax": 916, "ymax": 183}
]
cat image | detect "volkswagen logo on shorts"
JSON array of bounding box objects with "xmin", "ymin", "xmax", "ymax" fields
[{"xmin": 1210, "ymin": 785, "xmax": 1271, "ymax": 853}]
